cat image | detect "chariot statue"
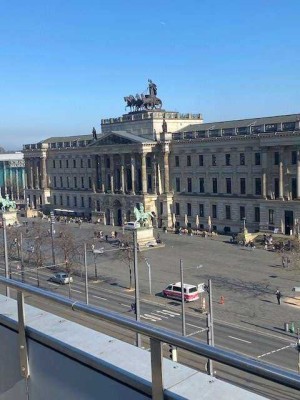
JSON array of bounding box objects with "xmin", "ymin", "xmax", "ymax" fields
[
  {"xmin": 134, "ymin": 203, "xmax": 155, "ymax": 227},
  {"xmin": 124, "ymin": 79, "xmax": 163, "ymax": 112},
  {"xmin": 0, "ymin": 194, "xmax": 16, "ymax": 211}
]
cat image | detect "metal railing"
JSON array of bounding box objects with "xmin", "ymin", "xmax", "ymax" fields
[{"xmin": 1, "ymin": 276, "xmax": 300, "ymax": 399}]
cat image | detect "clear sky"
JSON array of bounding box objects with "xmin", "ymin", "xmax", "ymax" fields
[{"xmin": 1, "ymin": 0, "xmax": 300, "ymax": 150}]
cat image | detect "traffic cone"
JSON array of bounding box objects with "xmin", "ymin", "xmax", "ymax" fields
[{"xmin": 219, "ymin": 296, "xmax": 225, "ymax": 305}]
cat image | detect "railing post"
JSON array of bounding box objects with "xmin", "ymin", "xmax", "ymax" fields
[
  {"xmin": 17, "ymin": 291, "xmax": 30, "ymax": 378},
  {"xmin": 150, "ymin": 338, "xmax": 164, "ymax": 400}
]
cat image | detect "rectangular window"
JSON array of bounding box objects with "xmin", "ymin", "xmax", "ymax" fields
[
  {"xmin": 187, "ymin": 203, "xmax": 192, "ymax": 217},
  {"xmin": 106, "ymin": 158, "xmax": 110, "ymax": 168},
  {"xmin": 225, "ymin": 205, "xmax": 231, "ymax": 220},
  {"xmin": 74, "ymin": 177, "xmax": 77, "ymax": 188},
  {"xmin": 175, "ymin": 177, "xmax": 181, "ymax": 192},
  {"xmin": 212, "ymin": 178, "xmax": 218, "ymax": 193},
  {"xmin": 66, "ymin": 160, "xmax": 69, "ymax": 168},
  {"xmin": 53, "ymin": 176, "xmax": 57, "ymax": 187},
  {"xmin": 53, "ymin": 160, "xmax": 56, "ymax": 168},
  {"xmin": 66, "ymin": 195, "xmax": 69, "ymax": 206},
  {"xmin": 212, "ymin": 204, "xmax": 217, "ymax": 218},
  {"xmin": 73, "ymin": 159, "xmax": 76, "ymax": 168},
  {"xmin": 225, "ymin": 154, "xmax": 231, "ymax": 166},
  {"xmin": 274, "ymin": 152, "xmax": 279, "ymax": 165},
  {"xmin": 199, "ymin": 155, "xmax": 204, "ymax": 166},
  {"xmin": 81, "ymin": 197, "xmax": 84, "ymax": 207},
  {"xmin": 199, "ymin": 204, "xmax": 204, "ymax": 217},
  {"xmin": 60, "ymin": 176, "xmax": 63, "ymax": 187},
  {"xmin": 88, "ymin": 158, "xmax": 91, "ymax": 168},
  {"xmin": 240, "ymin": 153, "xmax": 245, "ymax": 165},
  {"xmin": 269, "ymin": 209, "xmax": 274, "ymax": 225},
  {"xmin": 74, "ymin": 196, "xmax": 77, "ymax": 207},
  {"xmin": 81, "ymin": 177, "xmax": 84, "ymax": 189},
  {"xmin": 226, "ymin": 178, "xmax": 231, "ymax": 194},
  {"xmin": 175, "ymin": 202, "xmax": 180, "ymax": 215},
  {"xmin": 254, "ymin": 207, "xmax": 260, "ymax": 223},
  {"xmin": 240, "ymin": 178, "xmax": 246, "ymax": 194},
  {"xmin": 187, "ymin": 155, "xmax": 191, "ymax": 167},
  {"xmin": 255, "ymin": 152, "xmax": 261, "ymax": 166},
  {"xmin": 60, "ymin": 195, "xmax": 63, "ymax": 206},
  {"xmin": 274, "ymin": 178, "xmax": 279, "ymax": 198},
  {"xmin": 255, "ymin": 178, "xmax": 262, "ymax": 195},
  {"xmin": 199, "ymin": 178, "xmax": 204, "ymax": 193},
  {"xmin": 53, "ymin": 195, "xmax": 57, "ymax": 205},
  {"xmin": 80, "ymin": 159, "xmax": 84, "ymax": 168},
  {"xmin": 88, "ymin": 197, "xmax": 92, "ymax": 208},
  {"xmin": 147, "ymin": 174, "xmax": 152, "ymax": 190},
  {"xmin": 146, "ymin": 157, "xmax": 151, "ymax": 168},
  {"xmin": 67, "ymin": 176, "xmax": 70, "ymax": 188},
  {"xmin": 212, "ymin": 154, "xmax": 217, "ymax": 166},
  {"xmin": 59, "ymin": 160, "xmax": 62, "ymax": 168},
  {"xmin": 240, "ymin": 206, "xmax": 245, "ymax": 220},
  {"xmin": 160, "ymin": 202, "xmax": 163, "ymax": 215},
  {"xmin": 292, "ymin": 151, "xmax": 297, "ymax": 165},
  {"xmin": 89, "ymin": 177, "xmax": 92, "ymax": 189},
  {"xmin": 187, "ymin": 178, "xmax": 192, "ymax": 192},
  {"xmin": 175, "ymin": 156, "xmax": 180, "ymax": 167}
]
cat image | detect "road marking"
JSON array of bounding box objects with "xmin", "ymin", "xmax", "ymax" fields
[
  {"xmin": 152, "ymin": 312, "xmax": 168, "ymax": 319},
  {"xmin": 187, "ymin": 323, "xmax": 204, "ymax": 329},
  {"xmin": 29, "ymin": 277, "xmax": 38, "ymax": 281},
  {"xmin": 162, "ymin": 309, "xmax": 180, "ymax": 316},
  {"xmin": 71, "ymin": 289, "xmax": 82, "ymax": 293},
  {"xmin": 257, "ymin": 345, "xmax": 291, "ymax": 359},
  {"xmin": 156, "ymin": 311, "xmax": 175, "ymax": 317},
  {"xmin": 92, "ymin": 295, "xmax": 107, "ymax": 301},
  {"xmin": 141, "ymin": 315, "xmax": 156, "ymax": 322},
  {"xmin": 121, "ymin": 303, "xmax": 130, "ymax": 308},
  {"xmin": 228, "ymin": 336, "xmax": 252, "ymax": 344},
  {"xmin": 144, "ymin": 313, "xmax": 161, "ymax": 321}
]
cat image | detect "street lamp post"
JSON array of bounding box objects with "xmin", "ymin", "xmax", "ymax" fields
[
  {"xmin": 133, "ymin": 229, "xmax": 141, "ymax": 347},
  {"xmin": 180, "ymin": 259, "xmax": 186, "ymax": 336},
  {"xmin": 207, "ymin": 279, "xmax": 214, "ymax": 376},
  {"xmin": 84, "ymin": 243, "xmax": 89, "ymax": 305},
  {"xmin": 144, "ymin": 257, "xmax": 152, "ymax": 295},
  {"xmin": 50, "ymin": 212, "xmax": 56, "ymax": 267},
  {"xmin": 2, "ymin": 217, "xmax": 10, "ymax": 297}
]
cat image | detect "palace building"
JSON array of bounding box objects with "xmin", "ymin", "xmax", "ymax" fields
[
  {"xmin": 22, "ymin": 83, "xmax": 300, "ymax": 234},
  {"xmin": 0, "ymin": 152, "xmax": 25, "ymax": 203}
]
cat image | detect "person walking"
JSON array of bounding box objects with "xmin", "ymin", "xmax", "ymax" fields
[{"xmin": 275, "ymin": 289, "xmax": 282, "ymax": 305}]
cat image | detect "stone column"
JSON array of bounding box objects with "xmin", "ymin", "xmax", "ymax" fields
[
  {"xmin": 41, "ymin": 156, "xmax": 47, "ymax": 189},
  {"xmin": 3, "ymin": 162, "xmax": 7, "ymax": 194},
  {"xmin": 121, "ymin": 154, "xmax": 125, "ymax": 193},
  {"xmin": 9, "ymin": 168, "xmax": 13, "ymax": 198},
  {"xmin": 29, "ymin": 160, "xmax": 34, "ymax": 190},
  {"xmin": 91, "ymin": 156, "xmax": 97, "ymax": 193},
  {"xmin": 141, "ymin": 153, "xmax": 147, "ymax": 194},
  {"xmin": 101, "ymin": 156, "xmax": 106, "ymax": 192},
  {"xmin": 262, "ymin": 148, "xmax": 268, "ymax": 198},
  {"xmin": 131, "ymin": 155, "xmax": 136, "ymax": 195},
  {"xmin": 35, "ymin": 159, "xmax": 40, "ymax": 189},
  {"xmin": 279, "ymin": 150, "xmax": 284, "ymax": 200},
  {"xmin": 297, "ymin": 149, "xmax": 300, "ymax": 199},
  {"xmin": 153, "ymin": 157, "xmax": 157, "ymax": 194},
  {"xmin": 22, "ymin": 168, "xmax": 26, "ymax": 198},
  {"xmin": 163, "ymin": 151, "xmax": 170, "ymax": 193},
  {"xmin": 110, "ymin": 155, "xmax": 114, "ymax": 192}
]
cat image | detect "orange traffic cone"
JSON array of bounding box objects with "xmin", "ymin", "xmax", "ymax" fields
[{"xmin": 219, "ymin": 296, "xmax": 225, "ymax": 305}]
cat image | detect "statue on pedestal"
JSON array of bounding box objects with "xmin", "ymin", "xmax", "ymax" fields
[{"xmin": 134, "ymin": 203, "xmax": 155, "ymax": 227}]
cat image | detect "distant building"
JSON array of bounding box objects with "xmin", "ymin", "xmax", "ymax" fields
[
  {"xmin": 0, "ymin": 152, "xmax": 25, "ymax": 203},
  {"xmin": 22, "ymin": 110, "xmax": 300, "ymax": 234}
]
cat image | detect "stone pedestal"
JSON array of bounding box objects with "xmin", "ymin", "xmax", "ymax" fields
[
  {"xmin": 136, "ymin": 227, "xmax": 155, "ymax": 248},
  {"xmin": 0, "ymin": 210, "xmax": 18, "ymax": 226}
]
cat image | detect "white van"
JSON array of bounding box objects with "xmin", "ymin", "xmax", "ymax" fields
[
  {"xmin": 124, "ymin": 221, "xmax": 141, "ymax": 230},
  {"xmin": 162, "ymin": 282, "xmax": 199, "ymax": 302}
]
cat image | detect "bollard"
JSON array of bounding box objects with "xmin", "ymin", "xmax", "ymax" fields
[
  {"xmin": 284, "ymin": 322, "xmax": 289, "ymax": 332},
  {"xmin": 290, "ymin": 322, "xmax": 295, "ymax": 333}
]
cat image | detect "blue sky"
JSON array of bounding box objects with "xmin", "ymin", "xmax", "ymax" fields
[{"xmin": 1, "ymin": 0, "xmax": 300, "ymax": 150}]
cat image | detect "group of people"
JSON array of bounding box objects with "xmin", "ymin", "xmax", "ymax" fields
[{"xmin": 263, "ymin": 234, "xmax": 274, "ymax": 250}]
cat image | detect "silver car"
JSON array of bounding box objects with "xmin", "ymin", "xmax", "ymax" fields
[{"xmin": 49, "ymin": 272, "xmax": 73, "ymax": 285}]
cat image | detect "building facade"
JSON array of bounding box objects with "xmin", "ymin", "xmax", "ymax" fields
[
  {"xmin": 0, "ymin": 152, "xmax": 25, "ymax": 203},
  {"xmin": 23, "ymin": 111, "xmax": 300, "ymax": 234}
]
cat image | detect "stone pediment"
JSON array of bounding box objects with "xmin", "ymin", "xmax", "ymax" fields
[{"xmin": 89, "ymin": 131, "xmax": 154, "ymax": 147}]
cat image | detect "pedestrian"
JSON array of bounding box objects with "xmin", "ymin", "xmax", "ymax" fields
[
  {"xmin": 105, "ymin": 234, "xmax": 108, "ymax": 242},
  {"xmin": 131, "ymin": 303, "xmax": 136, "ymax": 313},
  {"xmin": 275, "ymin": 289, "xmax": 282, "ymax": 305}
]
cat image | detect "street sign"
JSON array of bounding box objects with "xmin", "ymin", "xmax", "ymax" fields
[{"xmin": 198, "ymin": 283, "xmax": 206, "ymax": 293}]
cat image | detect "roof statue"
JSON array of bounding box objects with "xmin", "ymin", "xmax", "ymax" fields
[
  {"xmin": 92, "ymin": 127, "xmax": 97, "ymax": 140},
  {"xmin": 162, "ymin": 117, "xmax": 167, "ymax": 133},
  {"xmin": 0, "ymin": 194, "xmax": 16, "ymax": 211},
  {"xmin": 133, "ymin": 203, "xmax": 155, "ymax": 227},
  {"xmin": 124, "ymin": 79, "xmax": 162, "ymax": 112}
]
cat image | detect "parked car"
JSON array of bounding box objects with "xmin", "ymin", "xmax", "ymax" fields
[
  {"xmin": 162, "ymin": 282, "xmax": 199, "ymax": 302},
  {"xmin": 49, "ymin": 272, "xmax": 73, "ymax": 285},
  {"xmin": 124, "ymin": 221, "xmax": 141, "ymax": 230}
]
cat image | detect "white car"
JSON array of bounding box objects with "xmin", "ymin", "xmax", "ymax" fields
[
  {"xmin": 124, "ymin": 222, "xmax": 141, "ymax": 230},
  {"xmin": 49, "ymin": 272, "xmax": 73, "ymax": 285}
]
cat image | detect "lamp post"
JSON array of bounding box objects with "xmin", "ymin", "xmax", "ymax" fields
[
  {"xmin": 2, "ymin": 217, "xmax": 10, "ymax": 297},
  {"xmin": 84, "ymin": 243, "xmax": 89, "ymax": 305},
  {"xmin": 144, "ymin": 257, "xmax": 152, "ymax": 295},
  {"xmin": 50, "ymin": 211, "xmax": 56, "ymax": 267},
  {"xmin": 133, "ymin": 229, "xmax": 141, "ymax": 347}
]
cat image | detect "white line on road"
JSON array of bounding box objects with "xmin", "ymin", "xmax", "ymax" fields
[
  {"xmin": 144, "ymin": 314, "xmax": 161, "ymax": 321},
  {"xmin": 187, "ymin": 323, "xmax": 204, "ymax": 329},
  {"xmin": 141, "ymin": 315, "xmax": 156, "ymax": 322},
  {"xmin": 92, "ymin": 295, "xmax": 107, "ymax": 301},
  {"xmin": 162, "ymin": 309, "xmax": 180, "ymax": 316},
  {"xmin": 257, "ymin": 345, "xmax": 291, "ymax": 359},
  {"xmin": 121, "ymin": 303, "xmax": 130, "ymax": 308},
  {"xmin": 152, "ymin": 312, "xmax": 168, "ymax": 319},
  {"xmin": 29, "ymin": 277, "xmax": 38, "ymax": 281},
  {"xmin": 71, "ymin": 289, "xmax": 82, "ymax": 293},
  {"xmin": 228, "ymin": 336, "xmax": 252, "ymax": 344},
  {"xmin": 48, "ymin": 282, "xmax": 58, "ymax": 286}
]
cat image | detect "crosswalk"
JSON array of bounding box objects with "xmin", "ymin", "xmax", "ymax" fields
[{"xmin": 140, "ymin": 309, "xmax": 180, "ymax": 322}]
